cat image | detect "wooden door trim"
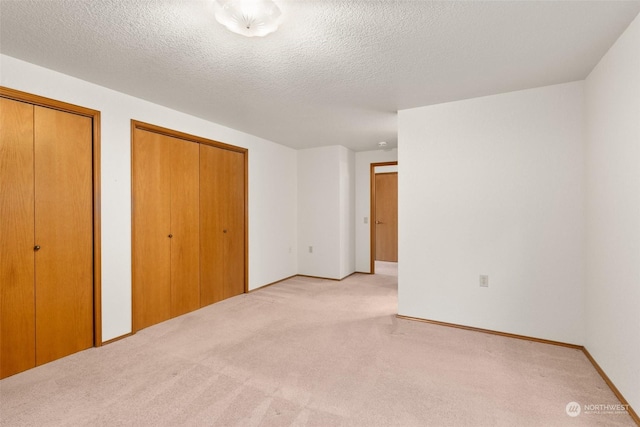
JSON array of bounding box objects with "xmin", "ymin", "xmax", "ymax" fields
[
  {"xmin": 369, "ymin": 161, "xmax": 398, "ymax": 274},
  {"xmin": 130, "ymin": 120, "xmax": 249, "ymax": 330},
  {"xmin": 130, "ymin": 121, "xmax": 136, "ymax": 333},
  {"xmin": 1, "ymin": 86, "xmax": 102, "ymax": 347},
  {"xmin": 131, "ymin": 120, "xmax": 248, "ymax": 154},
  {"xmin": 244, "ymin": 150, "xmax": 249, "ymax": 293}
]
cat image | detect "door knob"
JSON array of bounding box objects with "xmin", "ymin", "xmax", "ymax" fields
[
  {"xmin": 168, "ymin": 234, "xmax": 173, "ymax": 238},
  {"xmin": 34, "ymin": 245, "xmax": 41, "ymax": 251},
  {"xmin": 223, "ymin": 229, "xmax": 228, "ymax": 233},
  {"xmin": 375, "ymin": 220, "xmax": 383, "ymax": 224}
]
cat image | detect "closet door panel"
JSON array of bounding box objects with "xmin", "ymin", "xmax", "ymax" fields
[
  {"xmin": 169, "ymin": 137, "xmax": 200, "ymax": 317},
  {"xmin": 223, "ymin": 149, "xmax": 245, "ymax": 299},
  {"xmin": 132, "ymin": 129, "xmax": 171, "ymax": 331},
  {"xmin": 0, "ymin": 98, "xmax": 36, "ymax": 378},
  {"xmin": 34, "ymin": 106, "xmax": 93, "ymax": 365},
  {"xmin": 199, "ymin": 144, "xmax": 225, "ymax": 306}
]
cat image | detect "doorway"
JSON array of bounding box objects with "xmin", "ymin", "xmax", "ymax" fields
[{"xmin": 370, "ymin": 161, "xmax": 398, "ymax": 274}]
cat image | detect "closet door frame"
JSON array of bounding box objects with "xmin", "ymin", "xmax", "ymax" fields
[
  {"xmin": 1, "ymin": 86, "xmax": 103, "ymax": 346},
  {"xmin": 130, "ymin": 120, "xmax": 248, "ymax": 330}
]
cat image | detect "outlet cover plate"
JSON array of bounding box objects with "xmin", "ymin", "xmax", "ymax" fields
[{"xmin": 480, "ymin": 275, "xmax": 489, "ymax": 287}]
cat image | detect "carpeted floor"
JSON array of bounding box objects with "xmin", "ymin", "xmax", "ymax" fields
[{"xmin": 0, "ymin": 262, "xmax": 634, "ymax": 426}]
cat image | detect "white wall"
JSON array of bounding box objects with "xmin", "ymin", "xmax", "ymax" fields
[
  {"xmin": 1, "ymin": 54, "xmax": 298, "ymax": 342},
  {"xmin": 375, "ymin": 165, "xmax": 398, "ymax": 174},
  {"xmin": 354, "ymin": 149, "xmax": 398, "ymax": 272},
  {"xmin": 298, "ymin": 145, "xmax": 355, "ymax": 279},
  {"xmin": 298, "ymin": 147, "xmax": 341, "ymax": 278},
  {"xmin": 584, "ymin": 14, "xmax": 640, "ymax": 412},
  {"xmin": 247, "ymin": 143, "xmax": 298, "ymax": 287},
  {"xmin": 339, "ymin": 147, "xmax": 356, "ymax": 278},
  {"xmin": 398, "ymin": 81, "xmax": 585, "ymax": 344}
]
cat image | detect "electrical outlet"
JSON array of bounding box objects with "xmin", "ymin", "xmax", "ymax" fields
[
  {"xmin": 480, "ymin": 275, "xmax": 489, "ymax": 287},
  {"xmin": 309, "ymin": 246, "xmax": 313, "ymax": 253}
]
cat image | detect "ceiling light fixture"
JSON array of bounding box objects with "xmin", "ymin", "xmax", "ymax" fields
[
  {"xmin": 214, "ymin": 0, "xmax": 282, "ymax": 37},
  {"xmin": 378, "ymin": 141, "xmax": 393, "ymax": 152}
]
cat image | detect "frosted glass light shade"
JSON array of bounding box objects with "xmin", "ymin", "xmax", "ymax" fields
[{"xmin": 214, "ymin": 0, "xmax": 282, "ymax": 37}]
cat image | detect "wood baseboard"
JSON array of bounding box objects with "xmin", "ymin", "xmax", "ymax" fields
[
  {"xmin": 296, "ymin": 274, "xmax": 342, "ymax": 281},
  {"xmin": 396, "ymin": 315, "xmax": 582, "ymax": 349},
  {"xmin": 582, "ymin": 347, "xmax": 639, "ymax": 425},
  {"xmin": 397, "ymin": 314, "xmax": 638, "ymax": 424},
  {"xmin": 297, "ymin": 272, "xmax": 359, "ymax": 282},
  {"xmin": 249, "ymin": 275, "xmax": 297, "ymax": 292},
  {"xmin": 250, "ymin": 272, "xmax": 361, "ymax": 293},
  {"xmin": 101, "ymin": 333, "xmax": 133, "ymax": 346}
]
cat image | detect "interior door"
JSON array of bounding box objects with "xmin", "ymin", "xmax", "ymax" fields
[
  {"xmin": 199, "ymin": 144, "xmax": 245, "ymax": 305},
  {"xmin": 0, "ymin": 98, "xmax": 36, "ymax": 378},
  {"xmin": 375, "ymin": 172, "xmax": 398, "ymax": 262},
  {"xmin": 199, "ymin": 144, "xmax": 226, "ymax": 306},
  {"xmin": 34, "ymin": 106, "xmax": 94, "ymax": 365},
  {"xmin": 222, "ymin": 149, "xmax": 245, "ymax": 299},
  {"xmin": 169, "ymin": 137, "xmax": 200, "ymax": 317},
  {"xmin": 132, "ymin": 128, "xmax": 172, "ymax": 331}
]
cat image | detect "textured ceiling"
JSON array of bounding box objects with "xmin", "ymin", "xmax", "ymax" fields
[{"xmin": 1, "ymin": 0, "xmax": 639, "ymax": 151}]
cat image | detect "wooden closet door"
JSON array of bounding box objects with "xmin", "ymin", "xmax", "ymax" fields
[
  {"xmin": 34, "ymin": 106, "xmax": 94, "ymax": 365},
  {"xmin": 169, "ymin": 137, "xmax": 200, "ymax": 317},
  {"xmin": 199, "ymin": 145, "xmax": 245, "ymax": 305},
  {"xmin": 132, "ymin": 129, "xmax": 171, "ymax": 331},
  {"xmin": 0, "ymin": 98, "xmax": 36, "ymax": 378},
  {"xmin": 223, "ymin": 149, "xmax": 245, "ymax": 299},
  {"xmin": 199, "ymin": 144, "xmax": 225, "ymax": 306}
]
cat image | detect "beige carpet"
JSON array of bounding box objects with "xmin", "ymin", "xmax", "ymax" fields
[{"xmin": 0, "ymin": 263, "xmax": 633, "ymax": 426}]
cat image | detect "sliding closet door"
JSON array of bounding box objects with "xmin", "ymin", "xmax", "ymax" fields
[
  {"xmin": 34, "ymin": 106, "xmax": 94, "ymax": 365},
  {"xmin": 0, "ymin": 98, "xmax": 36, "ymax": 378},
  {"xmin": 132, "ymin": 129, "xmax": 172, "ymax": 331}
]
